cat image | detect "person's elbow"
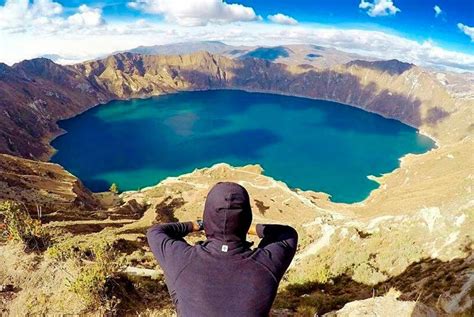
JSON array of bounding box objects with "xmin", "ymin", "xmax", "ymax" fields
[
  {"xmin": 286, "ymin": 225, "xmax": 298, "ymax": 247},
  {"xmin": 146, "ymin": 224, "xmax": 164, "ymax": 243},
  {"xmin": 276, "ymin": 225, "xmax": 298, "ymax": 251},
  {"xmin": 281, "ymin": 225, "xmax": 298, "ymax": 240}
]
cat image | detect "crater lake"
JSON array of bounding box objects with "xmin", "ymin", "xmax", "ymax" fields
[{"xmin": 50, "ymin": 90, "xmax": 435, "ymax": 203}]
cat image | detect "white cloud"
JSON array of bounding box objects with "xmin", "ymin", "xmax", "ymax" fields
[
  {"xmin": 126, "ymin": 0, "xmax": 259, "ymax": 26},
  {"xmin": 458, "ymin": 23, "xmax": 474, "ymax": 41},
  {"xmin": 268, "ymin": 13, "xmax": 298, "ymax": 25},
  {"xmin": 0, "ymin": 0, "xmax": 105, "ymax": 33},
  {"xmin": 266, "ymin": 26, "xmax": 474, "ymax": 71},
  {"xmin": 434, "ymin": 5, "xmax": 442, "ymax": 17},
  {"xmin": 1, "ymin": 18, "xmax": 474, "ymax": 73},
  {"xmin": 67, "ymin": 5, "xmax": 104, "ymax": 27},
  {"xmin": 0, "ymin": 0, "xmax": 61, "ymax": 31},
  {"xmin": 359, "ymin": 0, "xmax": 400, "ymax": 17}
]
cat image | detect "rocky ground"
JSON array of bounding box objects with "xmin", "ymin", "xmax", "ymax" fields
[
  {"xmin": 0, "ymin": 161, "xmax": 472, "ymax": 316},
  {"xmin": 0, "ymin": 45, "xmax": 473, "ymax": 315}
]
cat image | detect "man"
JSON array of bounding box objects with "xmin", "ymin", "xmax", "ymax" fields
[{"xmin": 147, "ymin": 181, "xmax": 298, "ymax": 317}]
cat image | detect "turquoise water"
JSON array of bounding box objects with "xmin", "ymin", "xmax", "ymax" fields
[{"xmin": 51, "ymin": 90, "xmax": 434, "ymax": 203}]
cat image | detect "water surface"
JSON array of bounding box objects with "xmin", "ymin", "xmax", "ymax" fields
[{"xmin": 51, "ymin": 90, "xmax": 434, "ymax": 203}]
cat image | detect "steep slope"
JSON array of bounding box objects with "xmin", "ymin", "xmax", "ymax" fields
[
  {"xmin": 119, "ymin": 163, "xmax": 474, "ymax": 315},
  {"xmin": 0, "ymin": 58, "xmax": 112, "ymax": 158},
  {"xmin": 1, "ymin": 163, "xmax": 471, "ymax": 315}
]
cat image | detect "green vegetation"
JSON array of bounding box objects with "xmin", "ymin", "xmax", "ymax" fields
[
  {"xmin": 288, "ymin": 260, "xmax": 333, "ymax": 285},
  {"xmin": 47, "ymin": 236, "xmax": 109, "ymax": 262},
  {"xmin": 48, "ymin": 238, "xmax": 124, "ymax": 308},
  {"xmin": 109, "ymin": 183, "xmax": 119, "ymax": 194},
  {"xmin": 0, "ymin": 200, "xmax": 49, "ymax": 251},
  {"xmin": 46, "ymin": 236, "xmax": 173, "ymax": 313},
  {"xmin": 68, "ymin": 242, "xmax": 121, "ymax": 307}
]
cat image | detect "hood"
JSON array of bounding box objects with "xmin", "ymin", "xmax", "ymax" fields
[{"xmin": 203, "ymin": 182, "xmax": 252, "ymax": 243}]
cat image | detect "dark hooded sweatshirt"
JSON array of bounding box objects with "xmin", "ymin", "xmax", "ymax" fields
[{"xmin": 146, "ymin": 182, "xmax": 298, "ymax": 317}]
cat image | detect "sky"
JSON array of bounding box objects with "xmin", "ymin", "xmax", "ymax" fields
[{"xmin": 0, "ymin": 0, "xmax": 473, "ymax": 72}]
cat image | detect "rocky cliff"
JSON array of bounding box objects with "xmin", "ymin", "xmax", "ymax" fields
[{"xmin": 1, "ymin": 51, "xmax": 471, "ymax": 159}]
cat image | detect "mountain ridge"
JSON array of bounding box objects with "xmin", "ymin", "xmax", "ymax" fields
[{"xmin": 0, "ymin": 50, "xmax": 469, "ymax": 160}]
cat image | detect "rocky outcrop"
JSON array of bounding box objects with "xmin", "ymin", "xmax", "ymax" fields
[{"xmin": 323, "ymin": 294, "xmax": 436, "ymax": 317}]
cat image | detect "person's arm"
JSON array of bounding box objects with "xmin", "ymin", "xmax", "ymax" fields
[
  {"xmin": 251, "ymin": 223, "xmax": 298, "ymax": 281},
  {"xmin": 146, "ymin": 221, "xmax": 202, "ymax": 279}
]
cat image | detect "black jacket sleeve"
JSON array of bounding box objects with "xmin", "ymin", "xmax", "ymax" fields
[
  {"xmin": 254, "ymin": 224, "xmax": 298, "ymax": 281},
  {"xmin": 146, "ymin": 222, "xmax": 194, "ymax": 282}
]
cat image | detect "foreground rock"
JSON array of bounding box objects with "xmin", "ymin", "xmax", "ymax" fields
[{"xmin": 323, "ymin": 294, "xmax": 436, "ymax": 317}]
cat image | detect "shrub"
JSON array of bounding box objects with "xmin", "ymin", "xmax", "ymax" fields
[
  {"xmin": 68, "ymin": 241, "xmax": 123, "ymax": 307},
  {"xmin": 47, "ymin": 237, "xmax": 103, "ymax": 262},
  {"xmin": 288, "ymin": 261, "xmax": 332, "ymax": 285},
  {"xmin": 109, "ymin": 183, "xmax": 119, "ymax": 194},
  {"xmin": 0, "ymin": 200, "xmax": 49, "ymax": 251},
  {"xmin": 295, "ymin": 304, "xmax": 318, "ymax": 317},
  {"xmin": 47, "ymin": 238, "xmax": 137, "ymax": 311}
]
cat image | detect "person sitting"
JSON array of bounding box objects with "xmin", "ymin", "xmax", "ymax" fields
[{"xmin": 147, "ymin": 181, "xmax": 298, "ymax": 317}]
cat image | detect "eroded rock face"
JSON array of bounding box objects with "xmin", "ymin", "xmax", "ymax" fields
[
  {"xmin": 107, "ymin": 199, "xmax": 147, "ymax": 221},
  {"xmin": 0, "ymin": 58, "xmax": 112, "ymax": 159},
  {"xmin": 0, "ymin": 153, "xmax": 100, "ymax": 221}
]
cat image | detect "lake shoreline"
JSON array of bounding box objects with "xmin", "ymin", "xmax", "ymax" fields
[{"xmin": 49, "ymin": 89, "xmax": 435, "ymax": 204}]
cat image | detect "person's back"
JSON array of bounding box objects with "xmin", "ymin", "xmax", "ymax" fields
[{"xmin": 147, "ymin": 182, "xmax": 298, "ymax": 317}]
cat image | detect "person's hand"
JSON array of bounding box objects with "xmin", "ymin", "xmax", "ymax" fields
[
  {"xmin": 247, "ymin": 224, "xmax": 258, "ymax": 236},
  {"xmin": 191, "ymin": 220, "xmax": 203, "ymax": 232}
]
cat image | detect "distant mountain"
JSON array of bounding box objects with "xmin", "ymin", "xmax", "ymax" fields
[
  {"xmin": 124, "ymin": 41, "xmax": 232, "ymax": 56},
  {"xmin": 240, "ymin": 46, "xmax": 292, "ymax": 61},
  {"xmin": 232, "ymin": 44, "xmax": 366, "ymax": 68},
  {"xmin": 346, "ymin": 59, "xmax": 414, "ymax": 75},
  {"xmin": 38, "ymin": 54, "xmax": 62, "ymax": 62},
  {"xmin": 121, "ymin": 42, "xmax": 367, "ymax": 69}
]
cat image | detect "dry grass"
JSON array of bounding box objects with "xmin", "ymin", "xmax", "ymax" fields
[{"xmin": 0, "ymin": 200, "xmax": 49, "ymax": 251}]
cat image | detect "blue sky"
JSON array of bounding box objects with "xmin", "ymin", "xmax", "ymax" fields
[
  {"xmin": 0, "ymin": 0, "xmax": 473, "ymax": 70},
  {"xmin": 47, "ymin": 0, "xmax": 474, "ymax": 53},
  {"xmin": 231, "ymin": 0, "xmax": 474, "ymax": 53}
]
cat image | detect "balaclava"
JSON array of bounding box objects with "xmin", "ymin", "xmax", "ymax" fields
[{"xmin": 202, "ymin": 182, "xmax": 252, "ymax": 246}]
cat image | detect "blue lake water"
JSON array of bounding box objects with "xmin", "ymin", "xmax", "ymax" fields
[{"xmin": 50, "ymin": 90, "xmax": 435, "ymax": 203}]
